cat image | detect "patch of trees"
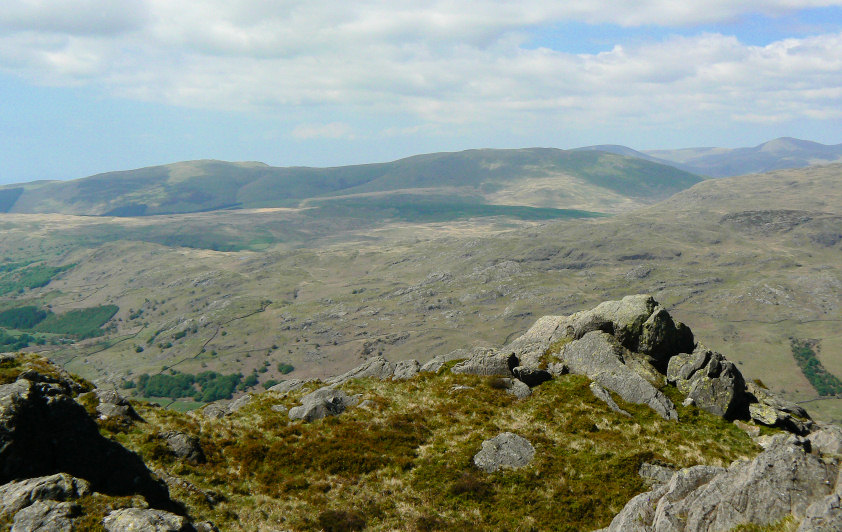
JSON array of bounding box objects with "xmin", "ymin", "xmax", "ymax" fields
[
  {"xmin": 791, "ymin": 338, "xmax": 842, "ymax": 396},
  {"xmin": 33, "ymin": 305, "xmax": 119, "ymax": 339},
  {"xmin": 135, "ymin": 370, "xmax": 257, "ymax": 402},
  {"xmin": 0, "ymin": 264, "xmax": 74, "ymax": 295},
  {"xmin": 0, "ymin": 306, "xmax": 47, "ymax": 330}
]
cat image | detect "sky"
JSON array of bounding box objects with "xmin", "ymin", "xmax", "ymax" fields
[{"xmin": 1, "ymin": 1, "xmax": 841, "ymax": 184}]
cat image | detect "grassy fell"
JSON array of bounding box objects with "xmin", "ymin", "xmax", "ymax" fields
[{"xmin": 109, "ymin": 369, "xmax": 760, "ymax": 531}]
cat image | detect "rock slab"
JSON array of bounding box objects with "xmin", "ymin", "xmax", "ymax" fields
[{"xmin": 473, "ymin": 433, "xmax": 535, "ymax": 473}]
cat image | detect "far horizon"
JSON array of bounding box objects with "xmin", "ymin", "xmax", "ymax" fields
[{"xmin": 2, "ymin": 2, "xmax": 841, "ymax": 184}]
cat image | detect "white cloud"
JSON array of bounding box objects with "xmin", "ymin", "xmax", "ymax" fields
[{"xmin": 1, "ymin": 1, "xmax": 841, "ymax": 138}]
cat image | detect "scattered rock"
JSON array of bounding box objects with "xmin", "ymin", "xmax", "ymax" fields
[
  {"xmin": 451, "ymin": 350, "xmax": 518, "ymax": 377},
  {"xmin": 270, "ymin": 404, "xmax": 288, "ymax": 413},
  {"xmin": 473, "ymin": 433, "xmax": 535, "ymax": 473},
  {"xmin": 558, "ymin": 332, "xmax": 677, "ymax": 420},
  {"xmin": 0, "ymin": 473, "xmax": 90, "ymax": 514},
  {"xmin": 227, "ymin": 394, "xmax": 251, "ymax": 414},
  {"xmin": 667, "ymin": 346, "xmax": 747, "ymax": 419},
  {"xmin": 392, "ymin": 359, "xmax": 420, "ymax": 380},
  {"xmin": 102, "ymin": 508, "xmax": 190, "ymax": 532},
  {"xmin": 512, "ymin": 366, "xmax": 552, "ymax": 388},
  {"xmin": 590, "ymin": 382, "xmax": 630, "ymax": 417},
  {"xmin": 288, "ymin": 387, "xmax": 358, "ymax": 422},
  {"xmin": 12, "ymin": 500, "xmax": 79, "ymax": 532},
  {"xmin": 161, "ymin": 432, "xmax": 205, "ymax": 464}
]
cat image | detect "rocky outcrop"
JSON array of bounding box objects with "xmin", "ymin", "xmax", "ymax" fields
[
  {"xmin": 557, "ymin": 332, "xmax": 677, "ymax": 420},
  {"xmin": 473, "ymin": 433, "xmax": 535, "ymax": 473},
  {"xmin": 494, "ymin": 378, "xmax": 531, "ymax": 399},
  {"xmin": 267, "ymin": 379, "xmax": 308, "ymax": 394},
  {"xmin": 451, "ymin": 350, "xmax": 518, "ymax": 377},
  {"xmin": 746, "ymin": 381, "xmax": 812, "ymax": 434},
  {"xmin": 201, "ymin": 393, "xmax": 252, "ymax": 419},
  {"xmin": 604, "ymin": 437, "xmax": 840, "ymax": 531},
  {"xmin": 0, "ymin": 474, "xmax": 90, "ymax": 515},
  {"xmin": 0, "ymin": 369, "xmax": 174, "ymax": 511},
  {"xmin": 288, "ymin": 386, "xmax": 358, "ymax": 422},
  {"xmin": 327, "ymin": 356, "xmax": 421, "ymax": 385},
  {"xmin": 419, "ymin": 349, "xmax": 468, "ymax": 373},
  {"xmin": 327, "ymin": 356, "xmax": 395, "ymax": 385},
  {"xmin": 94, "ymin": 389, "xmax": 142, "ymax": 422},
  {"xmin": 667, "ymin": 346, "xmax": 747, "ymax": 419}
]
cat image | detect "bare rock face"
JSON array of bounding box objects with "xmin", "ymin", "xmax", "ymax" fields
[
  {"xmin": 288, "ymin": 387, "xmax": 358, "ymax": 422},
  {"xmin": 451, "ymin": 351, "xmax": 519, "ymax": 377},
  {"xmin": 102, "ymin": 508, "xmax": 190, "ymax": 532},
  {"xmin": 667, "ymin": 346, "xmax": 747, "ymax": 419},
  {"xmin": 558, "ymin": 332, "xmax": 677, "ymax": 420},
  {"xmin": 473, "ymin": 433, "xmax": 535, "ymax": 473},
  {"xmin": 604, "ymin": 439, "xmax": 839, "ymax": 531},
  {"xmin": 392, "ymin": 359, "xmax": 421, "ymax": 380},
  {"xmin": 0, "ymin": 372, "xmax": 174, "ymax": 511}
]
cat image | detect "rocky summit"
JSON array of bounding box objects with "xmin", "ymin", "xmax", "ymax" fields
[{"xmin": 0, "ymin": 296, "xmax": 839, "ymax": 530}]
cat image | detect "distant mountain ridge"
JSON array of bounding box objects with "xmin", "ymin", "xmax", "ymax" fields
[
  {"xmin": 0, "ymin": 148, "xmax": 701, "ymax": 217},
  {"xmin": 643, "ymin": 137, "xmax": 842, "ymax": 177}
]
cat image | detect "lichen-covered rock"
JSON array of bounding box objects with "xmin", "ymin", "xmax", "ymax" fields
[
  {"xmin": 637, "ymin": 306, "xmax": 694, "ymax": 368},
  {"xmin": 745, "ymin": 382, "xmax": 812, "ymax": 434},
  {"xmin": 667, "ymin": 346, "xmax": 747, "ymax": 419},
  {"xmin": 566, "ymin": 294, "xmax": 658, "ymax": 349},
  {"xmin": 102, "ymin": 508, "xmax": 190, "ymax": 532},
  {"xmin": 605, "ymin": 441, "xmax": 839, "ymax": 531},
  {"xmin": 161, "ymin": 431, "xmax": 205, "ymax": 464},
  {"xmin": 500, "ymin": 315, "xmax": 566, "ymax": 368},
  {"xmin": 0, "ymin": 473, "xmax": 90, "ymax": 514},
  {"xmin": 288, "ymin": 387, "xmax": 358, "ymax": 422},
  {"xmin": 798, "ymin": 493, "xmax": 842, "ymax": 532},
  {"xmin": 473, "ymin": 433, "xmax": 535, "ymax": 473},
  {"xmin": 392, "ymin": 359, "xmax": 420, "ymax": 380},
  {"xmin": 559, "ymin": 332, "xmax": 677, "ymax": 420},
  {"xmin": 328, "ymin": 356, "xmax": 395, "ymax": 385},
  {"xmin": 12, "ymin": 500, "xmax": 78, "ymax": 532},
  {"xmin": 451, "ymin": 350, "xmax": 518, "ymax": 377}
]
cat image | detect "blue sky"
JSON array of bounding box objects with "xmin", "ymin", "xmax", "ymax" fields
[{"xmin": 1, "ymin": 1, "xmax": 841, "ymax": 184}]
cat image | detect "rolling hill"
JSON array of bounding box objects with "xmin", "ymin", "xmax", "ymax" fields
[{"xmin": 0, "ymin": 149, "xmax": 701, "ymax": 216}]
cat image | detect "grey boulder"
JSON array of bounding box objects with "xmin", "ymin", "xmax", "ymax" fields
[
  {"xmin": 0, "ymin": 474, "xmax": 90, "ymax": 515},
  {"xmin": 419, "ymin": 349, "xmax": 468, "ymax": 373},
  {"xmin": 327, "ymin": 356, "xmax": 395, "ymax": 385},
  {"xmin": 102, "ymin": 508, "xmax": 190, "ymax": 532},
  {"xmin": 267, "ymin": 379, "xmax": 308, "ymax": 394},
  {"xmin": 558, "ymin": 332, "xmax": 677, "ymax": 420},
  {"xmin": 161, "ymin": 431, "xmax": 205, "ymax": 464},
  {"xmin": 451, "ymin": 350, "xmax": 518, "ymax": 377},
  {"xmin": 12, "ymin": 500, "xmax": 78, "ymax": 532},
  {"xmin": 288, "ymin": 387, "xmax": 358, "ymax": 422},
  {"xmin": 473, "ymin": 432, "xmax": 535, "ymax": 473},
  {"xmin": 94, "ymin": 389, "xmax": 141, "ymax": 422},
  {"xmin": 392, "ymin": 359, "xmax": 420, "ymax": 380},
  {"xmin": 667, "ymin": 346, "xmax": 747, "ymax": 419}
]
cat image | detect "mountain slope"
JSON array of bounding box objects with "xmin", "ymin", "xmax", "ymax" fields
[
  {"xmin": 646, "ymin": 137, "xmax": 842, "ymax": 177},
  {"xmin": 0, "ymin": 149, "xmax": 702, "ymax": 216}
]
